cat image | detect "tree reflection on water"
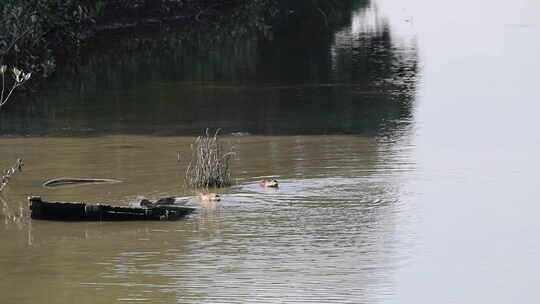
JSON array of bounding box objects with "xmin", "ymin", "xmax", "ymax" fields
[{"xmin": 0, "ymin": 1, "xmax": 417, "ymax": 138}]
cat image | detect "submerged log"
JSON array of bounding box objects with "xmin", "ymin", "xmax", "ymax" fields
[
  {"xmin": 43, "ymin": 178, "xmax": 123, "ymax": 188},
  {"xmin": 29, "ymin": 196, "xmax": 195, "ymax": 221}
]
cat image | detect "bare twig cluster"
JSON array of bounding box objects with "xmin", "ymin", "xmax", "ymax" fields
[
  {"xmin": 0, "ymin": 65, "xmax": 31, "ymax": 109},
  {"xmin": 0, "ymin": 158, "xmax": 24, "ymax": 192},
  {"xmin": 186, "ymin": 129, "xmax": 234, "ymax": 188}
]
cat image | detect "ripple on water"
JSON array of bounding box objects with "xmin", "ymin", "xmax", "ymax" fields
[
  {"xmin": 1, "ymin": 131, "xmax": 415, "ymax": 303},
  {"xmin": 75, "ymin": 173, "xmax": 413, "ymax": 303}
]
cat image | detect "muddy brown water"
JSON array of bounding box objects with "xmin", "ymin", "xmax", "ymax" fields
[{"xmin": 0, "ymin": 135, "xmax": 411, "ymax": 303}]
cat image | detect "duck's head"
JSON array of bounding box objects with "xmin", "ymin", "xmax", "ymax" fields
[
  {"xmin": 260, "ymin": 179, "xmax": 278, "ymax": 188},
  {"xmin": 199, "ymin": 193, "xmax": 221, "ymax": 201}
]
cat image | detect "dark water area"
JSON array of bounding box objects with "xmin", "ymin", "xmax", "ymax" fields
[{"xmin": 0, "ymin": 0, "xmax": 417, "ymax": 137}]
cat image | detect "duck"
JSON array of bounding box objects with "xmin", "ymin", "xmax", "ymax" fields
[
  {"xmin": 199, "ymin": 193, "xmax": 221, "ymax": 201},
  {"xmin": 131, "ymin": 196, "xmax": 177, "ymax": 208},
  {"xmin": 139, "ymin": 199, "xmax": 153, "ymax": 207},
  {"xmin": 259, "ymin": 179, "xmax": 278, "ymax": 188},
  {"xmin": 153, "ymin": 196, "xmax": 176, "ymax": 205}
]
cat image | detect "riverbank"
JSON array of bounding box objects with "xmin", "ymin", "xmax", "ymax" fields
[
  {"xmin": 0, "ymin": 0, "xmax": 356, "ymax": 82},
  {"xmin": 0, "ymin": 0, "xmax": 269, "ymax": 79}
]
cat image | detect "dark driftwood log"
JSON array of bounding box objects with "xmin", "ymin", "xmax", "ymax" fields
[{"xmin": 29, "ymin": 196, "xmax": 195, "ymax": 221}]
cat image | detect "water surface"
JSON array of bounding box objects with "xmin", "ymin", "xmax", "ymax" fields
[{"xmin": 1, "ymin": 134, "xmax": 414, "ymax": 304}]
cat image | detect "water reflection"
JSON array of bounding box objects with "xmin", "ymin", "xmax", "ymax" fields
[{"xmin": 0, "ymin": 1, "xmax": 417, "ymax": 137}]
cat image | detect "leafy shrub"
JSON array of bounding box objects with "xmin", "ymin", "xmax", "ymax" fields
[{"xmin": 0, "ymin": 0, "xmax": 93, "ymax": 78}]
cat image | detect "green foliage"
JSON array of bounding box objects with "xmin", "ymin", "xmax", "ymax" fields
[
  {"xmin": 0, "ymin": 0, "xmax": 351, "ymax": 80},
  {"xmin": 0, "ymin": 0, "xmax": 93, "ymax": 78}
]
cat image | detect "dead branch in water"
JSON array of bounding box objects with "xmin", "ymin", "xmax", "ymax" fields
[
  {"xmin": 0, "ymin": 158, "xmax": 24, "ymax": 192},
  {"xmin": 185, "ymin": 129, "xmax": 234, "ymax": 188}
]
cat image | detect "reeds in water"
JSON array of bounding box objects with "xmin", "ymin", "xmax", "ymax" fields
[{"xmin": 185, "ymin": 130, "xmax": 234, "ymax": 188}]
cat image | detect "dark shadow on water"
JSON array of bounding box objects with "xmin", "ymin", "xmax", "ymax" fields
[{"xmin": 0, "ymin": 1, "xmax": 418, "ymax": 137}]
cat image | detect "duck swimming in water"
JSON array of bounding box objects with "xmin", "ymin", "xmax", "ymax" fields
[
  {"xmin": 131, "ymin": 196, "xmax": 177, "ymax": 207},
  {"xmin": 199, "ymin": 193, "xmax": 221, "ymax": 201},
  {"xmin": 259, "ymin": 179, "xmax": 278, "ymax": 188}
]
